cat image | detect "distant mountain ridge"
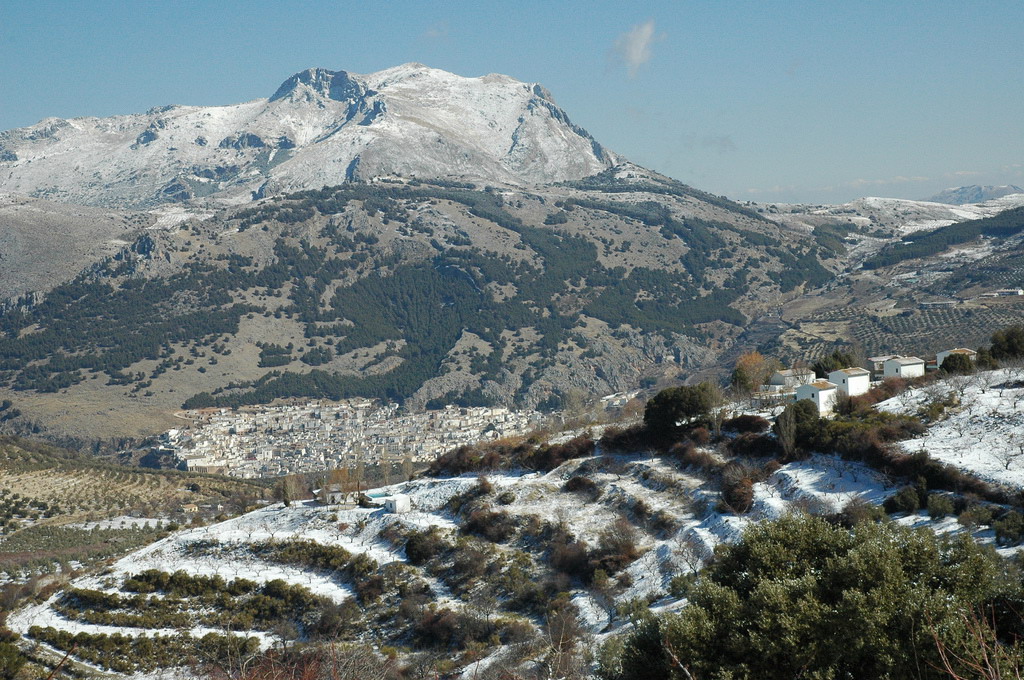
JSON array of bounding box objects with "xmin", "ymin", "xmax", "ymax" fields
[
  {"xmin": 0, "ymin": 63, "xmax": 617, "ymax": 209},
  {"xmin": 926, "ymin": 184, "xmax": 1024, "ymax": 205}
]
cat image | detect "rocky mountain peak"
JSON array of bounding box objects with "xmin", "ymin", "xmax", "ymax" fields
[
  {"xmin": 0, "ymin": 64, "xmax": 618, "ymax": 208},
  {"xmin": 269, "ymin": 67, "xmax": 369, "ymax": 103}
]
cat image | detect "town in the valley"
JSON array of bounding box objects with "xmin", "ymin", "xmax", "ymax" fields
[{"xmin": 161, "ymin": 400, "xmax": 547, "ymax": 479}]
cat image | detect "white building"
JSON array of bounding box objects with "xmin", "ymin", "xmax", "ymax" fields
[
  {"xmin": 867, "ymin": 355, "xmax": 896, "ymax": 377},
  {"xmin": 322, "ymin": 484, "xmax": 353, "ymax": 505},
  {"xmin": 795, "ymin": 380, "xmax": 838, "ymax": 416},
  {"xmin": 936, "ymin": 348, "xmax": 977, "ymax": 367},
  {"xmin": 384, "ymin": 494, "xmax": 411, "ymax": 513},
  {"xmin": 769, "ymin": 368, "xmax": 815, "ymax": 389},
  {"xmin": 828, "ymin": 367, "xmax": 871, "ymax": 397},
  {"xmin": 883, "ymin": 356, "xmax": 925, "ymax": 379}
]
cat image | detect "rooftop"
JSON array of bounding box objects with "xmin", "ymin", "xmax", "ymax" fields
[
  {"xmin": 887, "ymin": 356, "xmax": 924, "ymax": 365},
  {"xmin": 804, "ymin": 380, "xmax": 838, "ymax": 390},
  {"xmin": 775, "ymin": 368, "xmax": 814, "ymax": 376}
]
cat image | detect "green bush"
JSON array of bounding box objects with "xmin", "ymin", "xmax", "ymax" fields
[
  {"xmin": 601, "ymin": 515, "xmax": 1020, "ymax": 680},
  {"xmin": 644, "ymin": 383, "xmax": 719, "ymax": 438},
  {"xmin": 994, "ymin": 511, "xmax": 1024, "ymax": 545},
  {"xmin": 927, "ymin": 493, "xmax": 955, "ymax": 519},
  {"xmin": 959, "ymin": 503, "xmax": 994, "ymax": 528},
  {"xmin": 884, "ymin": 486, "xmax": 921, "ymax": 514}
]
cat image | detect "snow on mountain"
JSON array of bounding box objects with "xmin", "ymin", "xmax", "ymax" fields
[
  {"xmin": 0, "ymin": 64, "xmax": 617, "ymax": 209},
  {"xmin": 6, "ymin": 449, "xmax": 897, "ymax": 667},
  {"xmin": 927, "ymin": 184, "xmax": 1024, "ymax": 205},
  {"xmin": 769, "ymin": 193, "xmax": 1024, "ymax": 237}
]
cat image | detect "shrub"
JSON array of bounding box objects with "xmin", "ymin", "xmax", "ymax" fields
[
  {"xmin": 726, "ymin": 432, "xmax": 780, "ymax": 457},
  {"xmin": 450, "ymin": 540, "xmax": 491, "ymax": 582},
  {"xmin": 428, "ymin": 439, "xmax": 533, "ymax": 476},
  {"xmin": 529, "ymin": 436, "xmax": 596, "ymax": 471},
  {"xmin": 562, "ymin": 476, "xmax": 600, "ymax": 500},
  {"xmin": 721, "ymin": 477, "xmax": 754, "ymax": 514},
  {"xmin": 598, "ymin": 424, "xmax": 651, "ymax": 453},
  {"xmin": 550, "ymin": 537, "xmax": 590, "ymax": 581},
  {"xmin": 464, "ymin": 508, "xmax": 517, "ymax": 543},
  {"xmin": 650, "ymin": 510, "xmax": 680, "ymax": 536},
  {"xmin": 675, "ymin": 444, "xmax": 720, "ymax": 472},
  {"xmin": 590, "ymin": 518, "xmax": 642, "ymax": 575},
  {"xmin": 310, "ymin": 600, "xmax": 362, "ymax": 638},
  {"xmin": 667, "ymin": 439, "xmax": 695, "ymax": 460},
  {"xmin": 643, "ymin": 383, "xmax": 719, "ymax": 438},
  {"xmin": 884, "ymin": 486, "xmax": 920, "ymax": 514},
  {"xmin": 354, "ymin": 574, "xmax": 384, "ymax": 604},
  {"xmin": 994, "ymin": 511, "xmax": 1024, "ymax": 545},
  {"xmin": 604, "ymin": 515, "xmax": 1019, "ymax": 680},
  {"xmin": 405, "ymin": 528, "xmax": 448, "ymax": 565},
  {"xmin": 689, "ymin": 427, "xmax": 711, "ymax": 446},
  {"xmin": 958, "ymin": 503, "xmax": 994, "ymax": 528},
  {"xmin": 927, "ymin": 493, "xmax": 955, "ymax": 519},
  {"xmin": 833, "ymin": 497, "xmax": 887, "ymax": 527},
  {"xmin": 722, "ymin": 414, "xmax": 770, "ymax": 433}
]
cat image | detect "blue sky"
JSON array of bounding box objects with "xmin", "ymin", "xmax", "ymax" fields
[{"xmin": 2, "ymin": 0, "xmax": 1021, "ymax": 203}]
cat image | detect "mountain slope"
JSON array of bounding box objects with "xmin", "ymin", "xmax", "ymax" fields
[
  {"xmin": 0, "ymin": 64, "xmax": 616, "ymax": 209},
  {"xmin": 0, "ymin": 169, "xmax": 836, "ymax": 439},
  {"xmin": 927, "ymin": 184, "xmax": 1024, "ymax": 205},
  {"xmin": 0, "ymin": 193, "xmax": 146, "ymax": 300}
]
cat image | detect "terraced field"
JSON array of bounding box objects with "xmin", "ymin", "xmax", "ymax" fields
[{"xmin": 0, "ymin": 436, "xmax": 269, "ymax": 578}]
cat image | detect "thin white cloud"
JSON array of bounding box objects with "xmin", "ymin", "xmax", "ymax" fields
[
  {"xmin": 700, "ymin": 135, "xmax": 736, "ymax": 154},
  {"xmin": 611, "ymin": 19, "xmax": 663, "ymax": 77},
  {"xmin": 849, "ymin": 175, "xmax": 929, "ymax": 188},
  {"xmin": 423, "ymin": 21, "xmax": 449, "ymax": 40},
  {"xmin": 952, "ymin": 170, "xmax": 980, "ymax": 177},
  {"xmin": 746, "ymin": 185, "xmax": 797, "ymax": 195}
]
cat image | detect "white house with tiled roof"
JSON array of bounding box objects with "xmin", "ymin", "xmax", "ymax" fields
[
  {"xmin": 883, "ymin": 356, "xmax": 925, "ymax": 379},
  {"xmin": 936, "ymin": 348, "xmax": 977, "ymax": 367},
  {"xmin": 795, "ymin": 380, "xmax": 838, "ymax": 415},
  {"xmin": 828, "ymin": 367, "xmax": 871, "ymax": 398},
  {"xmin": 769, "ymin": 368, "xmax": 815, "ymax": 389}
]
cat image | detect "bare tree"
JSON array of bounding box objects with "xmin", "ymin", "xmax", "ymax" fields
[
  {"xmin": 541, "ymin": 602, "xmax": 591, "ymax": 680},
  {"xmin": 775, "ymin": 407, "xmax": 797, "ymax": 460},
  {"xmin": 672, "ymin": 531, "xmax": 706, "ymax": 573},
  {"xmin": 994, "ymin": 434, "xmax": 1024, "ymax": 471}
]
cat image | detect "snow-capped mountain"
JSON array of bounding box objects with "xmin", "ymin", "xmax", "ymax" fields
[
  {"xmin": 0, "ymin": 63, "xmax": 617, "ymax": 209},
  {"xmin": 926, "ymin": 184, "xmax": 1024, "ymax": 205}
]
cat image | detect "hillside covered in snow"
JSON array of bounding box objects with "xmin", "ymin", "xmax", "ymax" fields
[
  {"xmin": 13, "ymin": 362, "xmax": 1024, "ymax": 677},
  {"xmin": 0, "ymin": 64, "xmax": 617, "ymax": 209}
]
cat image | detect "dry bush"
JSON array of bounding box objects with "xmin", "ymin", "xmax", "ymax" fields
[
  {"xmin": 689, "ymin": 427, "xmax": 711, "ymax": 445},
  {"xmin": 598, "ymin": 424, "xmax": 651, "ymax": 453},
  {"xmin": 721, "ymin": 461, "xmax": 756, "ymax": 514},
  {"xmin": 464, "ymin": 507, "xmax": 518, "ymax": 543},
  {"xmin": 550, "ymin": 537, "xmax": 591, "ymax": 581},
  {"xmin": 727, "ymin": 432, "xmax": 781, "ymax": 458},
  {"xmin": 562, "ymin": 476, "xmax": 600, "ymax": 500},
  {"xmin": 404, "ymin": 528, "xmax": 449, "ymax": 566},
  {"xmin": 722, "ymin": 414, "xmax": 771, "ymax": 433}
]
